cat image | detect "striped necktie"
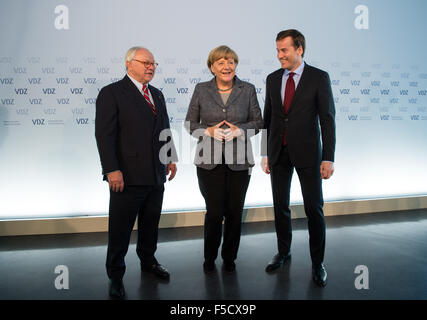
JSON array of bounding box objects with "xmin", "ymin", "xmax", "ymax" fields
[{"xmin": 142, "ymin": 84, "xmax": 157, "ymax": 115}]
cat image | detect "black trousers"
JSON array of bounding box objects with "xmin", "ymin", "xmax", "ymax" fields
[
  {"xmin": 270, "ymin": 146, "xmax": 326, "ymax": 266},
  {"xmin": 106, "ymin": 184, "xmax": 164, "ymax": 280},
  {"xmin": 197, "ymin": 165, "xmax": 251, "ymax": 263}
]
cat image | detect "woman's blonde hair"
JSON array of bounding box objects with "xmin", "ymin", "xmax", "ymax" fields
[{"xmin": 207, "ymin": 45, "xmax": 239, "ymax": 75}]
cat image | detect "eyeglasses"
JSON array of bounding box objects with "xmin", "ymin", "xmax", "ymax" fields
[{"xmin": 132, "ymin": 59, "xmax": 159, "ymax": 68}]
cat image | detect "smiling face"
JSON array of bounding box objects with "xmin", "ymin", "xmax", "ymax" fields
[
  {"xmin": 210, "ymin": 57, "xmax": 236, "ymax": 86},
  {"xmin": 126, "ymin": 48, "xmax": 156, "ymax": 84},
  {"xmin": 276, "ymin": 36, "xmax": 303, "ymax": 72}
]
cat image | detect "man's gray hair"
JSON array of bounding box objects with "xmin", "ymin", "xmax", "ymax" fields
[{"xmin": 125, "ymin": 46, "xmax": 147, "ymax": 70}]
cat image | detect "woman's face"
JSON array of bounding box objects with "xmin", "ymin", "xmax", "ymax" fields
[{"xmin": 211, "ymin": 57, "xmax": 236, "ymax": 84}]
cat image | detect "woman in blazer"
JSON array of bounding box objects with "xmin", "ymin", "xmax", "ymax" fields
[{"xmin": 185, "ymin": 45, "xmax": 263, "ymax": 273}]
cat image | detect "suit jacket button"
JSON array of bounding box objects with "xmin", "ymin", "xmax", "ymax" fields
[{"xmin": 223, "ymin": 109, "xmax": 226, "ymax": 112}]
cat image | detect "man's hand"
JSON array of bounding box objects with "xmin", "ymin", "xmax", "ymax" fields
[
  {"xmin": 320, "ymin": 161, "xmax": 334, "ymax": 179},
  {"xmin": 167, "ymin": 163, "xmax": 177, "ymax": 181},
  {"xmin": 107, "ymin": 170, "xmax": 124, "ymax": 192},
  {"xmin": 261, "ymin": 157, "xmax": 270, "ymax": 174},
  {"xmin": 222, "ymin": 120, "xmax": 242, "ymax": 142}
]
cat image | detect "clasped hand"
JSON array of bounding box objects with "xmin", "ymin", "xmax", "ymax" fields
[{"xmin": 205, "ymin": 120, "xmax": 242, "ymax": 142}]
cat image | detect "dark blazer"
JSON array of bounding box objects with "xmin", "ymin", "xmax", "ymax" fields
[
  {"xmin": 262, "ymin": 64, "xmax": 335, "ymax": 168},
  {"xmin": 95, "ymin": 75, "xmax": 176, "ymax": 186},
  {"xmin": 185, "ymin": 77, "xmax": 263, "ymax": 170}
]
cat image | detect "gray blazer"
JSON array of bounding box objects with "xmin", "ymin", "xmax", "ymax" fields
[{"xmin": 185, "ymin": 77, "xmax": 263, "ymax": 170}]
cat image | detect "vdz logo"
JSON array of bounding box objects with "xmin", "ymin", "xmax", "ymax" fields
[
  {"xmin": 57, "ymin": 98, "xmax": 70, "ymax": 104},
  {"xmin": 0, "ymin": 78, "xmax": 14, "ymax": 84},
  {"xmin": 97, "ymin": 67, "xmax": 109, "ymax": 74},
  {"xmin": 371, "ymin": 81, "xmax": 381, "ymax": 86},
  {"xmin": 360, "ymin": 89, "xmax": 370, "ymax": 95},
  {"xmin": 176, "ymin": 68, "xmax": 188, "ymax": 74},
  {"xmin": 348, "ymin": 115, "xmax": 358, "ymax": 120},
  {"xmin": 42, "ymin": 88, "xmax": 56, "ymax": 95},
  {"xmin": 361, "ymin": 72, "xmax": 371, "ymax": 77},
  {"xmin": 13, "ymin": 67, "xmax": 27, "ymax": 74},
  {"xmin": 251, "ymin": 69, "xmax": 262, "ymax": 75},
  {"xmin": 418, "ymin": 90, "xmax": 427, "ymax": 95},
  {"xmin": 189, "ymin": 78, "xmax": 201, "ymax": 84},
  {"xmin": 350, "ymin": 98, "xmax": 360, "ymax": 103},
  {"xmin": 70, "ymin": 88, "xmax": 83, "ymax": 94},
  {"xmin": 1, "ymin": 99, "xmax": 15, "ymax": 105},
  {"xmin": 83, "ymin": 78, "xmax": 96, "ymax": 84},
  {"xmin": 382, "ymin": 72, "xmax": 391, "ymax": 78},
  {"xmin": 28, "ymin": 78, "xmax": 41, "ymax": 85},
  {"xmin": 390, "ymin": 81, "xmax": 399, "ymax": 87},
  {"xmin": 42, "ymin": 67, "xmax": 55, "ymax": 74},
  {"xmin": 380, "ymin": 89, "xmax": 389, "ymax": 95},
  {"xmin": 351, "ymin": 80, "xmax": 360, "ymax": 86},
  {"xmin": 331, "ymin": 80, "xmax": 340, "ymax": 86},
  {"xmin": 256, "ymin": 88, "xmax": 262, "ymax": 94},
  {"xmin": 401, "ymin": 73, "xmax": 410, "ymax": 79},
  {"xmin": 32, "ymin": 119, "xmax": 45, "ymax": 125},
  {"xmin": 76, "ymin": 118, "xmax": 89, "ymax": 124},
  {"xmin": 370, "ymin": 98, "xmax": 380, "ymax": 103},
  {"xmin": 69, "ymin": 67, "xmax": 82, "ymax": 74},
  {"xmin": 16, "ymin": 108, "xmax": 29, "ymax": 115},
  {"xmin": 380, "ymin": 115, "xmax": 390, "ymax": 120},
  {"xmin": 410, "ymin": 82, "xmax": 418, "ymax": 87},
  {"xmin": 163, "ymin": 78, "xmax": 176, "ymax": 84},
  {"xmin": 411, "ymin": 115, "xmax": 420, "ymax": 120},
  {"xmin": 71, "ymin": 108, "xmax": 84, "ymax": 115},
  {"xmin": 340, "ymin": 89, "xmax": 350, "ymax": 95},
  {"xmin": 176, "ymin": 88, "xmax": 189, "ymax": 94},
  {"xmin": 334, "ymin": 97, "xmax": 339, "ymax": 104},
  {"xmin": 165, "ymin": 98, "xmax": 176, "ymax": 104},
  {"xmin": 390, "ymin": 98, "xmax": 399, "ymax": 104},
  {"xmin": 14, "ymin": 88, "xmax": 28, "ymax": 95},
  {"xmin": 409, "ymin": 98, "xmax": 417, "ymax": 104},
  {"xmin": 43, "ymin": 108, "xmax": 56, "ymax": 115},
  {"xmin": 341, "ymin": 71, "xmax": 351, "ymax": 77},
  {"xmin": 56, "ymin": 77, "xmax": 69, "ymax": 84},
  {"xmin": 400, "ymin": 90, "xmax": 408, "ymax": 95},
  {"xmin": 110, "ymin": 78, "xmax": 121, "ymax": 83},
  {"xmin": 27, "ymin": 57, "xmax": 40, "ymax": 63},
  {"xmin": 29, "ymin": 98, "xmax": 42, "ymax": 105},
  {"xmin": 84, "ymin": 98, "xmax": 96, "ymax": 104}
]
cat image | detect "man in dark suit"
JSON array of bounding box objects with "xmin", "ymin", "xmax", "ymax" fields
[
  {"xmin": 95, "ymin": 47, "xmax": 177, "ymax": 298},
  {"xmin": 261, "ymin": 30, "xmax": 336, "ymax": 287}
]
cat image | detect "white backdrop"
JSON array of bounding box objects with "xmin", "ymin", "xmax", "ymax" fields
[{"xmin": 0, "ymin": 0, "xmax": 426, "ymax": 218}]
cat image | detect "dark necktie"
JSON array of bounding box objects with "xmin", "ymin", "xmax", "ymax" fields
[
  {"xmin": 142, "ymin": 84, "xmax": 157, "ymax": 116},
  {"xmin": 283, "ymin": 72, "xmax": 295, "ymax": 145}
]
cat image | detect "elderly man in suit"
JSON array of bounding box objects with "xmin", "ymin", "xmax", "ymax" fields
[
  {"xmin": 261, "ymin": 30, "xmax": 336, "ymax": 287},
  {"xmin": 185, "ymin": 45, "xmax": 263, "ymax": 274},
  {"xmin": 95, "ymin": 46, "xmax": 177, "ymax": 298}
]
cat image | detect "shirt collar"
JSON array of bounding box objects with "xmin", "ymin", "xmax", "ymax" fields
[
  {"xmin": 284, "ymin": 60, "xmax": 305, "ymax": 76},
  {"xmin": 127, "ymin": 73, "xmax": 148, "ymax": 91}
]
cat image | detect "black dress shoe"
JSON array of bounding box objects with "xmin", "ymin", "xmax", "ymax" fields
[
  {"xmin": 203, "ymin": 261, "xmax": 215, "ymax": 274},
  {"xmin": 312, "ymin": 263, "xmax": 327, "ymax": 287},
  {"xmin": 223, "ymin": 261, "xmax": 236, "ymax": 273},
  {"xmin": 265, "ymin": 253, "xmax": 291, "ymax": 272},
  {"xmin": 141, "ymin": 263, "xmax": 170, "ymax": 280},
  {"xmin": 109, "ymin": 278, "xmax": 125, "ymax": 298}
]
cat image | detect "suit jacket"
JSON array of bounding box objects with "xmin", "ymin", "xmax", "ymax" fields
[
  {"xmin": 185, "ymin": 77, "xmax": 263, "ymax": 170},
  {"xmin": 95, "ymin": 75, "xmax": 177, "ymax": 186},
  {"xmin": 262, "ymin": 64, "xmax": 335, "ymax": 168}
]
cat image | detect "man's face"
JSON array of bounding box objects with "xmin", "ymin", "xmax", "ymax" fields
[
  {"xmin": 126, "ymin": 49, "xmax": 156, "ymax": 84},
  {"xmin": 276, "ymin": 36, "xmax": 303, "ymax": 71}
]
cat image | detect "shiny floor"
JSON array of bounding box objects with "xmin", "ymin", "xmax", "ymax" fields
[{"xmin": 0, "ymin": 209, "xmax": 426, "ymax": 300}]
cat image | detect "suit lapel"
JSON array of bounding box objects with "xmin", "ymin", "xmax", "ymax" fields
[
  {"xmin": 288, "ymin": 64, "xmax": 311, "ymax": 114},
  {"xmin": 273, "ymin": 69, "xmax": 285, "ymax": 116},
  {"xmin": 224, "ymin": 77, "xmax": 243, "ymax": 108},
  {"xmin": 206, "ymin": 78, "xmax": 225, "ymax": 109}
]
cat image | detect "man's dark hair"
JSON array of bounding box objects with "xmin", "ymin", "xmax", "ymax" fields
[{"xmin": 276, "ymin": 29, "xmax": 305, "ymax": 57}]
